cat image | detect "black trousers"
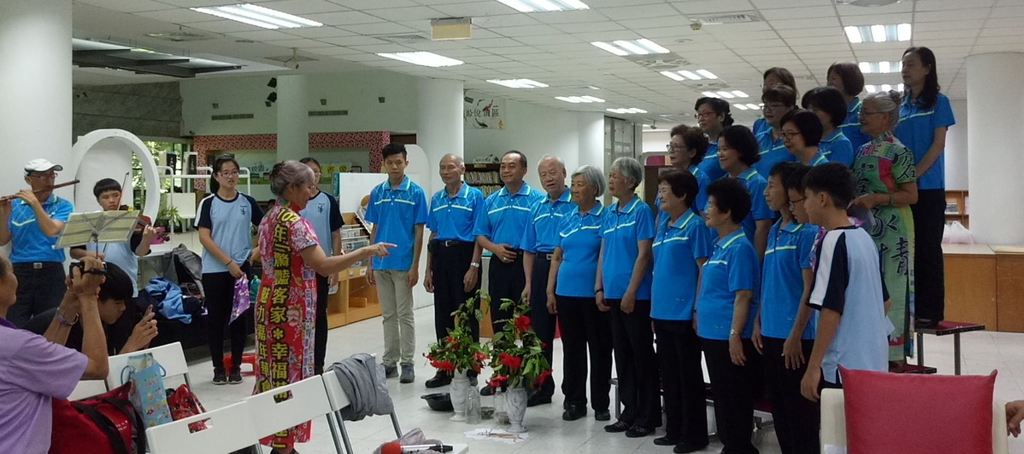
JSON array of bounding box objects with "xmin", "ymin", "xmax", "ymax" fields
[
  {"xmin": 204, "ymin": 265, "xmax": 251, "ymax": 373},
  {"xmin": 912, "ymin": 189, "xmax": 946, "ymax": 322},
  {"xmin": 557, "ymin": 295, "xmax": 613, "ymax": 412},
  {"xmin": 529, "ymin": 253, "xmax": 557, "ymax": 397},
  {"xmin": 431, "ymin": 240, "xmax": 480, "ymax": 343},
  {"xmin": 608, "ymin": 298, "xmax": 661, "ymax": 428},
  {"xmin": 702, "ymin": 338, "xmax": 760, "ymax": 454},
  {"xmin": 487, "ymin": 251, "xmax": 525, "ymax": 335},
  {"xmin": 762, "ymin": 337, "xmax": 818, "ymax": 454},
  {"xmin": 654, "ymin": 319, "xmax": 708, "ymax": 446},
  {"xmin": 8, "ymin": 263, "xmax": 65, "ymax": 328},
  {"xmin": 314, "ymin": 274, "xmax": 330, "ymax": 375}
]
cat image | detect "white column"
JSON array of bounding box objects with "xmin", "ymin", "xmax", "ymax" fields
[
  {"xmin": 417, "ymin": 78, "xmax": 464, "ymax": 195},
  {"xmin": 276, "ymin": 75, "xmax": 309, "ymax": 162},
  {"xmin": 944, "ymin": 99, "xmax": 968, "ymax": 190},
  {"xmin": 577, "ymin": 112, "xmax": 605, "ymax": 171},
  {"xmin": 966, "ymin": 53, "xmax": 1024, "ymax": 245},
  {"xmin": 0, "ymin": 0, "xmax": 72, "ymax": 198}
]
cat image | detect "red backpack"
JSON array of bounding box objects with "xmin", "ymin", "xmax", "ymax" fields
[{"xmin": 50, "ymin": 382, "xmax": 147, "ymax": 454}]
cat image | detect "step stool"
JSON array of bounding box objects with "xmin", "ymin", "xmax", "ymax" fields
[
  {"xmin": 222, "ymin": 352, "xmax": 257, "ymax": 376},
  {"xmin": 915, "ymin": 321, "xmax": 985, "ymax": 375}
]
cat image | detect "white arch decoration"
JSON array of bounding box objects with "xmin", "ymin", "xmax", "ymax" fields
[{"xmin": 70, "ymin": 129, "xmax": 161, "ymax": 222}]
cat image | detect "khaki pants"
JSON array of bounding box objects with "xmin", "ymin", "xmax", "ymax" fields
[{"xmin": 374, "ymin": 270, "xmax": 416, "ymax": 366}]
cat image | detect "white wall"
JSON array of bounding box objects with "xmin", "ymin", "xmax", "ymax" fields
[
  {"xmin": 945, "ymin": 99, "xmax": 968, "ymax": 191},
  {"xmin": 642, "ymin": 129, "xmax": 672, "ymax": 154}
]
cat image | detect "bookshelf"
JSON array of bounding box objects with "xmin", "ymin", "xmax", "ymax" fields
[
  {"xmin": 326, "ymin": 212, "xmax": 381, "ymax": 329},
  {"xmin": 945, "ymin": 190, "xmax": 969, "ymax": 228},
  {"xmin": 465, "ymin": 163, "xmax": 503, "ymax": 196}
]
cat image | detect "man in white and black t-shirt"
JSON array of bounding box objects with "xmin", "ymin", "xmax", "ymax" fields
[{"xmin": 799, "ymin": 164, "xmax": 892, "ymax": 401}]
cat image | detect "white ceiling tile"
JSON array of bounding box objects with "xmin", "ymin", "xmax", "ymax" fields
[
  {"xmin": 473, "ymin": 14, "xmax": 542, "ymax": 28},
  {"xmin": 133, "ymin": 9, "xmax": 216, "ymax": 24},
  {"xmin": 839, "ymin": 14, "xmax": 913, "ymax": 26},
  {"xmin": 262, "ymin": 38, "xmax": 329, "ymax": 49},
  {"xmin": 616, "ymin": 16, "xmax": 687, "ymax": 29},
  {"xmin": 984, "ymin": 16, "xmax": 1024, "ymax": 28},
  {"xmin": 486, "ymin": 24, "xmax": 565, "ymax": 37},
  {"xmin": 915, "ymin": 0, "xmax": 996, "ymax": 11},
  {"xmin": 362, "ymin": 6, "xmax": 446, "ymax": 21},
  {"xmin": 347, "ymin": 43, "xmax": 416, "ymax": 53},
  {"xmin": 836, "ymin": 1, "xmax": 913, "ymax": 15},
  {"xmin": 991, "ymin": 5, "xmax": 1024, "ymax": 16},
  {"xmin": 326, "ymin": 0, "xmax": 419, "ymax": 9},
  {"xmin": 915, "ymin": 29, "xmax": 980, "ymax": 40},
  {"xmin": 600, "ymin": 3, "xmax": 681, "ymax": 20},
  {"xmin": 184, "ymin": 20, "xmax": 260, "ymax": 33},
  {"xmin": 669, "ymin": 0, "xmax": 756, "ymax": 15},
  {"xmin": 770, "ymin": 17, "xmax": 840, "ymax": 30},
  {"xmin": 80, "ymin": 0, "xmax": 171, "ymax": 11},
  {"xmin": 554, "ymin": 21, "xmax": 625, "ymax": 33},
  {"xmin": 916, "ymin": 9, "xmax": 990, "ymax": 22},
  {"xmin": 750, "ymin": 0, "xmax": 831, "ymax": 7},
  {"xmin": 281, "ymin": 25, "xmax": 356, "ymax": 38},
  {"xmin": 305, "ymin": 46, "xmax": 362, "ymax": 56},
  {"xmin": 776, "ymin": 27, "xmax": 839, "ymax": 38},
  {"xmin": 257, "ymin": 0, "xmax": 348, "ymax": 14},
  {"xmin": 913, "ymin": 19, "xmax": 985, "ymax": 31},
  {"xmin": 305, "ymin": 10, "xmax": 384, "ymax": 25},
  {"xmin": 227, "ymin": 30, "xmax": 296, "ymax": 41},
  {"xmin": 469, "ymin": 37, "xmax": 530, "ymax": 48},
  {"xmin": 531, "ymin": 10, "xmax": 610, "ymax": 24},
  {"xmin": 430, "ymin": 2, "xmax": 514, "ymax": 17},
  {"xmin": 155, "ymin": 0, "xmax": 237, "ymax": 6},
  {"xmin": 319, "ymin": 35, "xmax": 389, "ymax": 46},
  {"xmin": 759, "ymin": 6, "xmax": 836, "ymax": 20},
  {"xmin": 340, "ymin": 22, "xmax": 418, "ymax": 35}
]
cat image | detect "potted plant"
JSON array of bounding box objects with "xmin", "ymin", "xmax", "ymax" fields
[
  {"xmin": 485, "ymin": 297, "xmax": 553, "ymax": 433},
  {"xmin": 424, "ymin": 292, "xmax": 488, "ymax": 422}
]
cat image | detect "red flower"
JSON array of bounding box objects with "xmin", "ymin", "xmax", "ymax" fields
[
  {"xmin": 499, "ymin": 352, "xmax": 523, "ymax": 371},
  {"xmin": 514, "ymin": 315, "xmax": 532, "ymax": 333},
  {"xmin": 535, "ymin": 369, "xmax": 553, "ymax": 387},
  {"xmin": 430, "ymin": 359, "xmax": 455, "ymax": 373},
  {"xmin": 446, "ymin": 336, "xmax": 459, "ymax": 346},
  {"xmin": 474, "ymin": 351, "xmax": 488, "ymax": 363},
  {"xmin": 487, "ymin": 375, "xmax": 508, "ymax": 389}
]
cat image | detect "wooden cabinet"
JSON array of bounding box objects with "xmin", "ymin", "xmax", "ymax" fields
[
  {"xmin": 465, "ymin": 163, "xmax": 502, "ymax": 196},
  {"xmin": 945, "ymin": 190, "xmax": 969, "ymax": 228},
  {"xmin": 326, "ymin": 266, "xmax": 381, "ymax": 328},
  {"xmin": 943, "ymin": 244, "xmax": 1024, "ymax": 332}
]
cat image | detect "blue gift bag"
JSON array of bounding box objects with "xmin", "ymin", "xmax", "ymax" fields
[{"xmin": 121, "ymin": 352, "xmax": 173, "ymax": 428}]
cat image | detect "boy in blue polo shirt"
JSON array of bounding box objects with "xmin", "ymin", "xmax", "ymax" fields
[
  {"xmin": 800, "ymin": 164, "xmax": 891, "ymax": 401},
  {"xmin": 366, "ymin": 143, "xmax": 428, "ymax": 384},
  {"xmin": 753, "ymin": 162, "xmax": 819, "ymax": 454}
]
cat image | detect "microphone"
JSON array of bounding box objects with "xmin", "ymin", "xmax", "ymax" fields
[{"xmin": 380, "ymin": 441, "xmax": 454, "ymax": 454}]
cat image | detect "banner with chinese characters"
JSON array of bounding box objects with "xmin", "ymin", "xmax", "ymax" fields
[{"xmin": 465, "ymin": 92, "xmax": 506, "ymax": 129}]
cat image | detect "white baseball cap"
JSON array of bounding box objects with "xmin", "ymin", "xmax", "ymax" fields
[{"xmin": 24, "ymin": 158, "xmax": 63, "ymax": 174}]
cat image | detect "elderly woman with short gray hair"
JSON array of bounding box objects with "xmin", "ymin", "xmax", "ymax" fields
[
  {"xmin": 596, "ymin": 157, "xmax": 660, "ymax": 436},
  {"xmin": 544, "ymin": 165, "xmax": 613, "ymax": 422},
  {"xmin": 253, "ymin": 160, "xmax": 393, "ymax": 453},
  {"xmin": 850, "ymin": 91, "xmax": 918, "ymax": 369}
]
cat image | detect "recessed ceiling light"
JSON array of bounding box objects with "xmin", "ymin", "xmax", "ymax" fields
[
  {"xmin": 701, "ymin": 91, "xmax": 718, "ymax": 98},
  {"xmin": 486, "ymin": 78, "xmax": 549, "ymax": 88},
  {"xmin": 497, "ymin": 0, "xmax": 589, "ymax": 13},
  {"xmin": 716, "ymin": 91, "xmax": 735, "ymax": 99},
  {"xmin": 844, "ymin": 23, "xmax": 911, "ymax": 44},
  {"xmin": 695, "ymin": 69, "xmax": 718, "ymax": 79},
  {"xmin": 746, "ymin": 103, "xmax": 761, "ymax": 110},
  {"xmin": 731, "ymin": 90, "xmax": 749, "ymax": 98},
  {"xmin": 377, "ymin": 51, "xmax": 463, "ymax": 67},
  {"xmin": 606, "ymin": 107, "xmax": 647, "ymax": 114},
  {"xmin": 733, "ymin": 104, "xmax": 749, "ymax": 111},
  {"xmin": 587, "ymin": 85, "xmax": 601, "ymax": 90},
  {"xmin": 555, "ymin": 95, "xmax": 604, "ymax": 103},
  {"xmin": 858, "ymin": 61, "xmax": 903, "ymax": 74},
  {"xmin": 660, "ymin": 69, "xmax": 718, "ymax": 81},
  {"xmin": 591, "ymin": 38, "xmax": 670, "ymax": 56},
  {"xmin": 190, "ymin": 4, "xmax": 322, "ymax": 29},
  {"xmin": 659, "ymin": 71, "xmax": 685, "ymax": 81}
]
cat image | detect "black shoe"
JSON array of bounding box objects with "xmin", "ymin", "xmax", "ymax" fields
[
  {"xmin": 527, "ymin": 393, "xmax": 552, "ymax": 407},
  {"xmin": 384, "ymin": 364, "xmax": 398, "ymax": 379},
  {"xmin": 654, "ymin": 436, "xmax": 681, "ymax": 446},
  {"xmin": 625, "ymin": 425, "xmax": 655, "ymax": 438},
  {"xmin": 562, "ymin": 404, "xmax": 587, "ymax": 421},
  {"xmin": 480, "ymin": 385, "xmax": 495, "ymax": 396},
  {"xmin": 212, "ymin": 371, "xmax": 227, "ymax": 385},
  {"xmin": 228, "ymin": 369, "xmax": 243, "ymax": 384},
  {"xmin": 425, "ymin": 372, "xmax": 452, "ymax": 389},
  {"xmin": 604, "ymin": 420, "xmax": 631, "ymax": 433},
  {"xmin": 916, "ymin": 318, "xmax": 939, "ymax": 330},
  {"xmin": 673, "ymin": 442, "xmax": 710, "ymax": 453},
  {"xmin": 594, "ymin": 410, "xmax": 611, "ymax": 421}
]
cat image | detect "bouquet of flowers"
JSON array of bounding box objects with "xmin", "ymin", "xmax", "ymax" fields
[
  {"xmin": 485, "ymin": 297, "xmax": 553, "ymax": 391},
  {"xmin": 425, "ymin": 292, "xmax": 488, "ymax": 375}
]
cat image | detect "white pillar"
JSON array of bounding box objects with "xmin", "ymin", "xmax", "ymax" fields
[
  {"xmin": 276, "ymin": 75, "xmax": 309, "ymax": 162},
  {"xmin": 417, "ymin": 78, "xmax": 464, "ymax": 195},
  {"xmin": 577, "ymin": 112, "xmax": 605, "ymax": 171},
  {"xmin": 966, "ymin": 53, "xmax": 1024, "ymax": 245},
  {"xmin": 944, "ymin": 99, "xmax": 968, "ymax": 190},
  {"xmin": 0, "ymin": 0, "xmax": 72, "ymax": 198}
]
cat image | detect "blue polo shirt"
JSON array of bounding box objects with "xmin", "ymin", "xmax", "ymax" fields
[
  {"xmin": 806, "ymin": 151, "xmax": 829, "ymax": 167},
  {"xmin": 819, "ymin": 129, "xmax": 855, "ymax": 167},
  {"xmin": 651, "ymin": 210, "xmax": 712, "ymax": 321},
  {"xmin": 427, "ymin": 182, "xmax": 484, "ymax": 243},
  {"xmin": 752, "ymin": 117, "xmax": 769, "ymax": 137},
  {"xmin": 8, "ymin": 195, "xmax": 73, "ymax": 264},
  {"xmin": 895, "ymin": 93, "xmax": 956, "ymax": 190},
  {"xmin": 841, "ymin": 97, "xmax": 871, "ymax": 151},
  {"xmin": 755, "ymin": 127, "xmax": 796, "ymax": 176},
  {"xmin": 365, "ymin": 176, "xmax": 428, "ymax": 271},
  {"xmin": 760, "ymin": 220, "xmax": 818, "ymax": 340},
  {"xmin": 698, "ymin": 141, "xmax": 727, "ymax": 182},
  {"xmin": 555, "ymin": 203, "xmax": 606, "ymax": 298},
  {"xmin": 730, "ymin": 167, "xmax": 774, "ymax": 244},
  {"xmin": 299, "ymin": 191, "xmax": 343, "ymax": 256},
  {"xmin": 600, "ymin": 197, "xmax": 654, "ymax": 300},
  {"xmin": 655, "ymin": 165, "xmax": 711, "ymax": 224},
  {"xmin": 196, "ymin": 192, "xmax": 263, "ymax": 274},
  {"xmin": 473, "ymin": 183, "xmax": 544, "ymax": 247},
  {"xmin": 696, "ymin": 229, "xmax": 760, "ymax": 340},
  {"xmin": 521, "ymin": 188, "xmax": 575, "ymax": 254}
]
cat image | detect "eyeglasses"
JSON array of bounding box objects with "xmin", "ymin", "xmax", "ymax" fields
[
  {"xmin": 28, "ymin": 171, "xmax": 57, "ymax": 179},
  {"xmin": 788, "ymin": 197, "xmax": 806, "ymax": 209},
  {"xmin": 219, "ymin": 170, "xmax": 240, "ymax": 177},
  {"xmin": 780, "ymin": 130, "xmax": 801, "ymax": 139},
  {"xmin": 762, "ymin": 103, "xmax": 788, "ymax": 111},
  {"xmin": 694, "ymin": 111, "xmax": 717, "ymax": 119}
]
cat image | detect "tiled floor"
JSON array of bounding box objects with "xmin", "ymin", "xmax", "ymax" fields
[{"xmin": 183, "ymin": 306, "xmax": 1024, "ymax": 453}]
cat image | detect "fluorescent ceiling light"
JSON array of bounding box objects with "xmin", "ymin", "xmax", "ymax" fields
[
  {"xmin": 377, "ymin": 51, "xmax": 463, "ymax": 67},
  {"xmin": 190, "ymin": 4, "xmax": 322, "ymax": 29},
  {"xmin": 497, "ymin": 0, "xmax": 590, "ymax": 13},
  {"xmin": 588, "ymin": 85, "xmax": 601, "ymax": 90},
  {"xmin": 591, "ymin": 38, "xmax": 670, "ymax": 56},
  {"xmin": 844, "ymin": 23, "xmax": 911, "ymax": 44},
  {"xmin": 555, "ymin": 95, "xmax": 604, "ymax": 103},
  {"xmin": 702, "ymin": 91, "xmax": 718, "ymax": 98},
  {"xmin": 486, "ymin": 78, "xmax": 548, "ymax": 88},
  {"xmin": 659, "ymin": 71, "xmax": 685, "ymax": 81},
  {"xmin": 746, "ymin": 103, "xmax": 762, "ymax": 110},
  {"xmin": 731, "ymin": 90, "xmax": 749, "ymax": 98},
  {"xmin": 695, "ymin": 69, "xmax": 718, "ymax": 79},
  {"xmin": 679, "ymin": 70, "xmax": 701, "ymax": 80},
  {"xmin": 715, "ymin": 91, "xmax": 735, "ymax": 99},
  {"xmin": 606, "ymin": 107, "xmax": 647, "ymax": 114},
  {"xmin": 733, "ymin": 104, "xmax": 749, "ymax": 111},
  {"xmin": 661, "ymin": 68, "xmax": 717, "ymax": 82},
  {"xmin": 858, "ymin": 61, "xmax": 902, "ymax": 74}
]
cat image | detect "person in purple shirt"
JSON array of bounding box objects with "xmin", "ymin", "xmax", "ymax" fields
[{"xmin": 0, "ymin": 256, "xmax": 110, "ymax": 454}]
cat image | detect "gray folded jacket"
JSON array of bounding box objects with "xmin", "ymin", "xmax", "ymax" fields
[{"xmin": 331, "ymin": 353, "xmax": 395, "ymax": 421}]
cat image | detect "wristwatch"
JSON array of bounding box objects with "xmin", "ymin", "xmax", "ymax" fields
[
  {"xmin": 470, "ymin": 262, "xmax": 481, "ymax": 269},
  {"xmin": 729, "ymin": 328, "xmax": 738, "ymax": 337}
]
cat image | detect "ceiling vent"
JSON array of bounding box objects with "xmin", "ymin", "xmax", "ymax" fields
[
  {"xmin": 145, "ymin": 30, "xmax": 218, "ymax": 42},
  {"xmin": 308, "ymin": 109, "xmax": 348, "ymax": 117},
  {"xmin": 265, "ymin": 48, "xmax": 317, "ymax": 69},
  {"xmin": 376, "ymin": 34, "xmax": 431, "ymax": 44},
  {"xmin": 212, "ymin": 113, "xmax": 255, "ymax": 120},
  {"xmin": 627, "ymin": 53, "xmax": 691, "ymax": 71},
  {"xmin": 689, "ymin": 11, "xmax": 763, "ymax": 25}
]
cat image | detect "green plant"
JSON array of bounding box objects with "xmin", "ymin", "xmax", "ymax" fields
[
  {"xmin": 486, "ymin": 297, "xmax": 552, "ymax": 391},
  {"xmin": 425, "ymin": 292, "xmax": 488, "ymax": 375},
  {"xmin": 156, "ymin": 205, "xmax": 183, "ymax": 230}
]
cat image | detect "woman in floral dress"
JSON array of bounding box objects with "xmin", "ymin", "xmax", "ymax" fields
[
  {"xmin": 254, "ymin": 160, "xmax": 393, "ymax": 453},
  {"xmin": 850, "ymin": 92, "xmax": 919, "ymax": 367}
]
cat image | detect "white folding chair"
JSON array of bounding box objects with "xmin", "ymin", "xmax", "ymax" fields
[
  {"xmin": 321, "ymin": 370, "xmax": 403, "ymax": 454},
  {"xmin": 68, "ymin": 380, "xmax": 108, "ymax": 400},
  {"xmin": 105, "ymin": 341, "xmax": 192, "ymax": 390},
  {"xmin": 147, "ymin": 401, "xmax": 257, "ymax": 454},
  {"xmin": 247, "ymin": 376, "xmax": 339, "ymax": 452}
]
